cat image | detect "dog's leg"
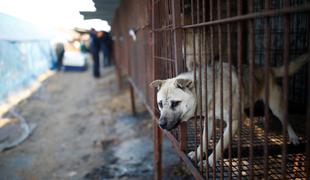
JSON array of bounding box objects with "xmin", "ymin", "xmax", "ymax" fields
[
  {"xmin": 188, "ymin": 117, "xmax": 213, "ymax": 161},
  {"xmin": 268, "ymin": 83, "xmax": 300, "ymax": 145},
  {"xmin": 208, "ymin": 120, "xmax": 238, "ymax": 167}
]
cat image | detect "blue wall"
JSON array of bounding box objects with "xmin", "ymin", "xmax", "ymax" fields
[
  {"xmin": 0, "ymin": 13, "xmax": 56, "ymax": 102},
  {"xmin": 0, "ymin": 40, "xmax": 55, "ymax": 101}
]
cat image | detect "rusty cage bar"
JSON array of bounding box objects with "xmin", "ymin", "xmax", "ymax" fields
[{"xmin": 111, "ymin": 0, "xmax": 310, "ymax": 179}]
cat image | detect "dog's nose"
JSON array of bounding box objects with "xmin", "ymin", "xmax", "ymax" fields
[{"xmin": 159, "ymin": 120, "xmax": 167, "ymax": 129}]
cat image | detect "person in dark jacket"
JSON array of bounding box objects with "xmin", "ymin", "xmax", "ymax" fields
[
  {"xmin": 89, "ymin": 29, "xmax": 112, "ymax": 78},
  {"xmin": 97, "ymin": 31, "xmax": 112, "ymax": 67},
  {"xmin": 55, "ymin": 42, "xmax": 65, "ymax": 71},
  {"xmin": 89, "ymin": 28, "xmax": 101, "ymax": 78}
]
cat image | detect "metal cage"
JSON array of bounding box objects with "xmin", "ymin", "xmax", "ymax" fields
[{"xmin": 112, "ymin": 0, "xmax": 310, "ymax": 179}]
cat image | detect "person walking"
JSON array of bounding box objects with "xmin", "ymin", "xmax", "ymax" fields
[
  {"xmin": 97, "ymin": 31, "xmax": 112, "ymax": 67},
  {"xmin": 89, "ymin": 28, "xmax": 101, "ymax": 78},
  {"xmin": 55, "ymin": 42, "xmax": 65, "ymax": 71}
]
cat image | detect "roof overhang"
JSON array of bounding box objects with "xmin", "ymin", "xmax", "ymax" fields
[{"xmin": 80, "ymin": 0, "xmax": 120, "ymax": 24}]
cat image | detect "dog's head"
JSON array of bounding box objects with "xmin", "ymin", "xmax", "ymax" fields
[{"xmin": 150, "ymin": 78, "xmax": 196, "ymax": 131}]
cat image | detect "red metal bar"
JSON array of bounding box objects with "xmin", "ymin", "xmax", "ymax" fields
[
  {"xmin": 191, "ymin": 0, "xmax": 194, "ymax": 24},
  {"xmin": 226, "ymin": 1, "xmax": 233, "ymax": 179},
  {"xmin": 193, "ymin": 30, "xmax": 198, "ymax": 165},
  {"xmin": 179, "ymin": 0, "xmax": 187, "ymax": 150},
  {"xmin": 307, "ymin": 13, "xmax": 310, "ymax": 179},
  {"xmin": 217, "ymin": 0, "xmax": 224, "ymax": 178},
  {"xmin": 202, "ymin": 0, "xmax": 210, "ymax": 178},
  {"xmin": 263, "ymin": 0, "xmax": 271, "ymax": 179},
  {"xmin": 153, "ymin": 25, "xmax": 174, "ymax": 32},
  {"xmin": 248, "ymin": 1, "xmax": 254, "ymax": 179},
  {"xmin": 282, "ymin": 0, "xmax": 290, "ymax": 178},
  {"xmin": 153, "ymin": 118, "xmax": 162, "ymax": 180},
  {"xmin": 179, "ymin": 122, "xmax": 187, "ymax": 151},
  {"xmin": 196, "ymin": 0, "xmax": 204, "ymax": 175},
  {"xmin": 209, "ymin": 0, "xmax": 217, "ymax": 177},
  {"xmin": 198, "ymin": 30, "xmax": 204, "ymax": 174},
  {"xmin": 129, "ymin": 85, "xmax": 137, "ymax": 115},
  {"xmin": 190, "ymin": 0, "xmax": 199, "ymax": 167},
  {"xmin": 172, "ymin": 0, "xmax": 183, "ymax": 74},
  {"xmin": 237, "ymin": 1, "xmax": 243, "ymax": 179},
  {"xmin": 306, "ymin": 56, "xmax": 310, "ymax": 179},
  {"xmin": 163, "ymin": 0, "xmax": 168, "ymax": 78},
  {"xmin": 172, "ymin": 0, "xmax": 188, "ymax": 154},
  {"xmin": 182, "ymin": 5, "xmax": 310, "ymax": 28},
  {"xmin": 152, "ymin": 1, "xmax": 162, "ymax": 179},
  {"xmin": 189, "ymin": 0, "xmax": 198, "ymax": 166},
  {"xmin": 154, "ymin": 56, "xmax": 175, "ymax": 62},
  {"xmin": 197, "ymin": 16, "xmax": 204, "ymax": 178}
]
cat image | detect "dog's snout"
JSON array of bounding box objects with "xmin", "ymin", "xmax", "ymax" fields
[
  {"xmin": 159, "ymin": 117, "xmax": 167, "ymax": 129},
  {"xmin": 159, "ymin": 121, "xmax": 167, "ymax": 129}
]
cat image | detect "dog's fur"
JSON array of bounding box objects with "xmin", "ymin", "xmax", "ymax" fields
[{"xmin": 150, "ymin": 52, "xmax": 309, "ymax": 167}]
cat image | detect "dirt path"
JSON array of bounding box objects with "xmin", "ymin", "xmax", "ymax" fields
[{"xmin": 0, "ymin": 66, "xmax": 192, "ymax": 180}]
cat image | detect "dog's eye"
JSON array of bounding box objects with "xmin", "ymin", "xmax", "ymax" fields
[
  {"xmin": 171, "ymin": 101, "xmax": 181, "ymax": 109},
  {"xmin": 158, "ymin": 101, "xmax": 163, "ymax": 108}
]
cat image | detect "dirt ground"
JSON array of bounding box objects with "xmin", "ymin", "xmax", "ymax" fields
[{"xmin": 0, "ymin": 66, "xmax": 193, "ymax": 180}]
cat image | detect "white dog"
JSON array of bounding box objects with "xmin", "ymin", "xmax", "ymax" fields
[{"xmin": 150, "ymin": 52, "xmax": 309, "ymax": 167}]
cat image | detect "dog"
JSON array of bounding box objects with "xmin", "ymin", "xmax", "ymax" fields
[{"xmin": 150, "ymin": 52, "xmax": 309, "ymax": 167}]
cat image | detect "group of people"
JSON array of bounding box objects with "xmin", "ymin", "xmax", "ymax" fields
[
  {"xmin": 52, "ymin": 28, "xmax": 112, "ymax": 78},
  {"xmin": 89, "ymin": 28, "xmax": 112, "ymax": 78}
]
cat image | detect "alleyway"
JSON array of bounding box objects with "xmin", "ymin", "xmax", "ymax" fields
[{"xmin": 0, "ymin": 66, "xmax": 192, "ymax": 180}]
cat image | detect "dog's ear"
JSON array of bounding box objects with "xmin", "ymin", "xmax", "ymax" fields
[
  {"xmin": 175, "ymin": 79, "xmax": 193, "ymax": 89},
  {"xmin": 150, "ymin": 80, "xmax": 165, "ymax": 90}
]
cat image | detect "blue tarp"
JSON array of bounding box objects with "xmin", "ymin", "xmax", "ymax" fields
[{"xmin": 0, "ymin": 13, "xmax": 56, "ymax": 102}]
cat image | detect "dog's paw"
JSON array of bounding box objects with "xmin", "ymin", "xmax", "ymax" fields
[
  {"xmin": 187, "ymin": 151, "xmax": 196, "ymax": 160},
  {"xmin": 289, "ymin": 135, "xmax": 300, "ymax": 145}
]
